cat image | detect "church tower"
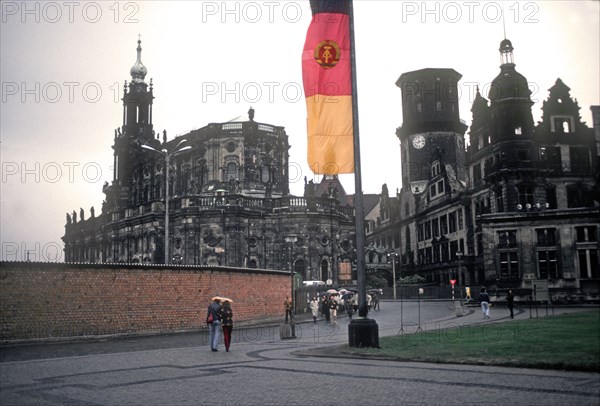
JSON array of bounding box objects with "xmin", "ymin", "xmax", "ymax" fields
[
  {"xmin": 122, "ymin": 39, "xmax": 154, "ymax": 142},
  {"xmin": 489, "ymin": 39, "xmax": 535, "ymax": 141},
  {"xmin": 109, "ymin": 39, "xmax": 155, "ymax": 209},
  {"xmin": 482, "ymin": 39, "xmax": 537, "ymax": 211},
  {"xmin": 396, "ymin": 68, "xmax": 468, "ymax": 195}
]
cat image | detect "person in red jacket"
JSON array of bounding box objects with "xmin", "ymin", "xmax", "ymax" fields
[{"xmin": 221, "ymin": 301, "xmax": 234, "ymax": 352}]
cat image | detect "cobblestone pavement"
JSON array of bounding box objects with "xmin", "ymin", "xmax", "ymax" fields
[{"xmin": 1, "ymin": 301, "xmax": 598, "ymax": 406}]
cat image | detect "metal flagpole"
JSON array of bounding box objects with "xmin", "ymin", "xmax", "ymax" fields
[{"xmin": 347, "ymin": 0, "xmax": 379, "ymax": 348}]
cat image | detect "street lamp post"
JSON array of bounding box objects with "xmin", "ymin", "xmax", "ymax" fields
[
  {"xmin": 456, "ymin": 251, "xmax": 464, "ymax": 306},
  {"xmin": 387, "ymin": 252, "xmax": 398, "ymax": 302},
  {"xmin": 285, "ymin": 235, "xmax": 298, "ymax": 338},
  {"xmin": 388, "ymin": 252, "xmax": 404, "ymax": 335},
  {"xmin": 141, "ymin": 140, "xmax": 191, "ymax": 264}
]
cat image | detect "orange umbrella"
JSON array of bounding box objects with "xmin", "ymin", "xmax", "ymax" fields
[{"xmin": 211, "ymin": 296, "xmax": 234, "ymax": 303}]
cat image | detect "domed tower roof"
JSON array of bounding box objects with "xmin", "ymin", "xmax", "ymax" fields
[
  {"xmin": 471, "ymin": 86, "xmax": 489, "ymax": 113},
  {"xmin": 130, "ymin": 39, "xmax": 147, "ymax": 84},
  {"xmin": 488, "ymin": 39, "xmax": 531, "ymax": 103},
  {"xmin": 499, "ymin": 39, "xmax": 514, "ymax": 55}
]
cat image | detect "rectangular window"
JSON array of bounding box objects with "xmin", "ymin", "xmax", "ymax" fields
[
  {"xmin": 441, "ymin": 242, "xmax": 449, "ymax": 262},
  {"xmin": 546, "ymin": 188, "xmax": 557, "ymax": 209},
  {"xmin": 576, "ymin": 226, "xmax": 598, "ymax": 242},
  {"xmin": 424, "ymin": 221, "xmax": 431, "ymax": 240},
  {"xmin": 567, "ymin": 185, "xmax": 594, "ymax": 208},
  {"xmin": 425, "ymin": 247, "xmax": 432, "ymax": 264},
  {"xmin": 432, "ymin": 161, "xmax": 440, "ymax": 177},
  {"xmin": 432, "ymin": 218, "xmax": 439, "ymax": 238},
  {"xmin": 450, "ymin": 240, "xmax": 458, "ymax": 260},
  {"xmin": 578, "ymin": 249, "xmax": 599, "ymax": 279},
  {"xmin": 538, "ymin": 250, "xmax": 559, "ymax": 279},
  {"xmin": 430, "ymin": 184, "xmax": 437, "ymax": 198},
  {"xmin": 417, "ymin": 223, "xmax": 424, "ymax": 242},
  {"xmin": 433, "ymin": 245, "xmax": 441, "ymax": 263},
  {"xmin": 484, "ymin": 158, "xmax": 493, "ymax": 177},
  {"xmin": 458, "ymin": 209, "xmax": 464, "ymax": 230},
  {"xmin": 449, "ymin": 212, "xmax": 457, "ymax": 233},
  {"xmin": 477, "ymin": 233, "xmax": 483, "ymax": 256},
  {"xmin": 440, "ymin": 214, "xmax": 448, "ymax": 235},
  {"xmin": 518, "ymin": 187, "xmax": 535, "ymax": 206},
  {"xmin": 500, "ymin": 252, "xmax": 519, "ymax": 280},
  {"xmin": 498, "ymin": 230, "xmax": 517, "ymax": 248},
  {"xmin": 475, "ymin": 199, "xmax": 484, "ymax": 216},
  {"xmin": 437, "ymin": 180, "xmax": 445, "ymax": 194},
  {"xmin": 552, "ymin": 116, "xmax": 574, "ymax": 133},
  {"xmin": 570, "ymin": 147, "xmax": 591, "ymax": 173},
  {"xmin": 473, "ymin": 163, "xmax": 482, "ymax": 185},
  {"xmin": 540, "ymin": 146, "xmax": 561, "ymax": 171},
  {"xmin": 496, "ymin": 189, "xmax": 504, "ymax": 213},
  {"xmin": 536, "ymin": 228, "xmax": 557, "ymax": 247}
]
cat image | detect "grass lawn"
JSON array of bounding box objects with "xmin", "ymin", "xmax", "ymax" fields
[{"xmin": 344, "ymin": 310, "xmax": 600, "ymax": 371}]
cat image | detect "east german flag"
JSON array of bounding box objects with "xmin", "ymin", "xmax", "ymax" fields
[{"xmin": 302, "ymin": 0, "xmax": 354, "ymax": 175}]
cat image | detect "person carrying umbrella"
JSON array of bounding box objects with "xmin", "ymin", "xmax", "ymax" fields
[
  {"xmin": 207, "ymin": 297, "xmax": 222, "ymax": 352},
  {"xmin": 220, "ymin": 298, "xmax": 234, "ymax": 352},
  {"xmin": 329, "ymin": 295, "xmax": 338, "ymax": 324}
]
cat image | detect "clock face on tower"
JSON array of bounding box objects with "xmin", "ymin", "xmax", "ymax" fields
[{"xmin": 412, "ymin": 134, "xmax": 426, "ymax": 149}]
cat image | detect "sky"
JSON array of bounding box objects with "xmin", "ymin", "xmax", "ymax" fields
[{"xmin": 1, "ymin": 0, "xmax": 599, "ymax": 262}]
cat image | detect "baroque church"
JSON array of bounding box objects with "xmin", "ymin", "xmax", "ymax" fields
[
  {"xmin": 366, "ymin": 38, "xmax": 600, "ymax": 301},
  {"xmin": 64, "ymin": 38, "xmax": 600, "ymax": 300},
  {"xmin": 63, "ymin": 40, "xmax": 357, "ymax": 285}
]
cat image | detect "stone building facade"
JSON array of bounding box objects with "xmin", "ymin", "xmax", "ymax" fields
[
  {"xmin": 367, "ymin": 39, "xmax": 600, "ymax": 300},
  {"xmin": 63, "ymin": 40, "xmax": 357, "ymax": 285}
]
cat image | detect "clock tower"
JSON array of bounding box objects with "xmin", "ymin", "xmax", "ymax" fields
[{"xmin": 396, "ymin": 68, "xmax": 468, "ymax": 194}]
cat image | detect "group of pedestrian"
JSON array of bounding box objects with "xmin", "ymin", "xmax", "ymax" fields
[
  {"xmin": 207, "ymin": 287, "xmax": 517, "ymax": 352},
  {"xmin": 318, "ymin": 295, "xmax": 338, "ymax": 323},
  {"xmin": 479, "ymin": 287, "xmax": 515, "ymax": 319},
  {"xmin": 206, "ymin": 297, "xmax": 234, "ymax": 352},
  {"xmin": 308, "ymin": 295, "xmax": 354, "ymax": 324}
]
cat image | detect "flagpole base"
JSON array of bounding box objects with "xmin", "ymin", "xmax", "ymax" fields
[{"xmin": 348, "ymin": 318, "xmax": 379, "ymax": 348}]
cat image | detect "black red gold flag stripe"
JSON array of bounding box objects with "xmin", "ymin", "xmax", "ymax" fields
[{"xmin": 302, "ymin": 0, "xmax": 354, "ymax": 175}]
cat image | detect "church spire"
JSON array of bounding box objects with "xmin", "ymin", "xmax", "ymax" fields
[{"xmin": 130, "ymin": 36, "xmax": 147, "ymax": 84}]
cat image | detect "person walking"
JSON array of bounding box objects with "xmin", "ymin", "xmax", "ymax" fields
[
  {"xmin": 479, "ymin": 287, "xmax": 490, "ymax": 319},
  {"xmin": 207, "ymin": 298, "xmax": 222, "ymax": 352},
  {"xmin": 347, "ymin": 299, "xmax": 355, "ymax": 320},
  {"xmin": 309, "ymin": 297, "xmax": 319, "ymax": 323},
  {"xmin": 373, "ymin": 292, "xmax": 380, "ymax": 311},
  {"xmin": 221, "ymin": 301, "xmax": 234, "ymax": 352},
  {"xmin": 284, "ymin": 295, "xmax": 292, "ymax": 324},
  {"xmin": 329, "ymin": 297, "xmax": 338, "ymax": 324},
  {"xmin": 506, "ymin": 289, "xmax": 515, "ymax": 319},
  {"xmin": 322, "ymin": 296, "xmax": 330, "ymax": 322}
]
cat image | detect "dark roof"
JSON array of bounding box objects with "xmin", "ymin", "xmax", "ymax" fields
[{"xmin": 314, "ymin": 175, "xmax": 351, "ymax": 205}]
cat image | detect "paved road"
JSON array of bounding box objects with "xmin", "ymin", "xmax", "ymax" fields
[{"xmin": 1, "ymin": 301, "xmax": 598, "ymax": 405}]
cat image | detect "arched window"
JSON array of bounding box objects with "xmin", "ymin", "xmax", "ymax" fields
[{"xmin": 320, "ymin": 259, "xmax": 329, "ymax": 281}]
